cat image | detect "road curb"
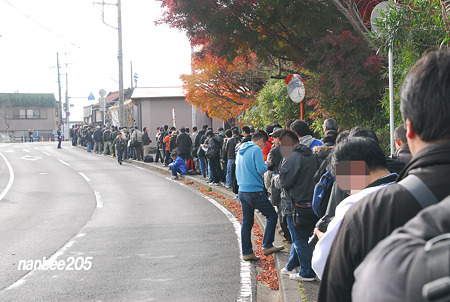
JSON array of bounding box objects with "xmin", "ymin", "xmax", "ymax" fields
[
  {"xmin": 75, "ymin": 146, "xmax": 317, "ymax": 301},
  {"xmin": 131, "ymin": 159, "xmax": 312, "ymax": 302}
]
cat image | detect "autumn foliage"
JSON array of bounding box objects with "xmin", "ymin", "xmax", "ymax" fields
[{"xmin": 181, "ymin": 51, "xmax": 266, "ymax": 121}]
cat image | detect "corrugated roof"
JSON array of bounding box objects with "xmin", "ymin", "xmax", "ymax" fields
[
  {"xmin": 131, "ymin": 87, "xmax": 185, "ymax": 99},
  {"xmin": 0, "ymin": 93, "xmax": 57, "ymax": 107}
]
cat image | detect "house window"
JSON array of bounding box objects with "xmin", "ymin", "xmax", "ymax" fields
[{"xmin": 13, "ymin": 108, "xmax": 41, "ymax": 119}]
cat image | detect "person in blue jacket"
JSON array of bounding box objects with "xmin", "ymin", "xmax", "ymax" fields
[
  {"xmin": 235, "ymin": 130, "xmax": 284, "ymax": 261},
  {"xmin": 169, "ymin": 152, "xmax": 187, "ymax": 180}
]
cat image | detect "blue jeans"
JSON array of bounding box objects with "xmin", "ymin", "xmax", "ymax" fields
[
  {"xmin": 239, "ymin": 191, "xmax": 278, "ymax": 255},
  {"xmin": 164, "ymin": 150, "xmax": 171, "ymax": 165},
  {"xmin": 171, "ymin": 166, "xmax": 182, "ymax": 177},
  {"xmin": 199, "ymin": 156, "xmax": 206, "ymax": 177},
  {"xmin": 87, "ymin": 141, "xmax": 93, "ymax": 152},
  {"xmin": 226, "ymin": 159, "xmax": 235, "ymax": 186},
  {"xmin": 285, "ymin": 216, "xmax": 315, "ymax": 278}
]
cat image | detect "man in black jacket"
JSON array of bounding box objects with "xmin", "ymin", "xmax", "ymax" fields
[
  {"xmin": 176, "ymin": 127, "xmax": 192, "ymax": 162},
  {"xmin": 223, "ymin": 128, "xmax": 240, "ymax": 188},
  {"xmin": 317, "ymin": 50, "xmax": 450, "ymax": 302}
]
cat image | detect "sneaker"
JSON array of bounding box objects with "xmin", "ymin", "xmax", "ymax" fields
[
  {"xmin": 263, "ymin": 245, "xmax": 284, "ymax": 256},
  {"xmin": 289, "ymin": 273, "xmax": 316, "ymax": 282},
  {"xmin": 210, "ymin": 182, "xmax": 220, "ymax": 186},
  {"xmin": 224, "ymin": 185, "xmax": 231, "ymax": 189},
  {"xmin": 280, "ymin": 267, "xmax": 297, "ymax": 276},
  {"xmin": 171, "ymin": 176, "xmax": 179, "ymax": 180},
  {"xmin": 242, "ymin": 254, "xmax": 260, "ymax": 261}
]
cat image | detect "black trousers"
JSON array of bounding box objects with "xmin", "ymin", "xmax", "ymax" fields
[{"xmin": 117, "ymin": 148, "xmax": 124, "ymax": 163}]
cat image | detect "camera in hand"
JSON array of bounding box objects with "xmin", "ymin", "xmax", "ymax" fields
[{"xmin": 308, "ymin": 215, "xmax": 333, "ymax": 249}]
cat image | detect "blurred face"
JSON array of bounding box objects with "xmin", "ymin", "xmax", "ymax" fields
[
  {"xmin": 280, "ymin": 136, "xmax": 299, "ymax": 158},
  {"xmin": 335, "ymin": 161, "xmax": 370, "ymax": 195}
]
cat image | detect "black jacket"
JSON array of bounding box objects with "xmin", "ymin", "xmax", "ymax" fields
[
  {"xmin": 223, "ymin": 136, "xmax": 239, "ymax": 160},
  {"xmin": 318, "ymin": 140, "xmax": 450, "ymax": 302},
  {"xmin": 273, "ymin": 144, "xmax": 317, "ymax": 216},
  {"xmin": 176, "ymin": 133, "xmax": 192, "ymax": 155},
  {"xmin": 352, "ymin": 195, "xmax": 450, "ymax": 302}
]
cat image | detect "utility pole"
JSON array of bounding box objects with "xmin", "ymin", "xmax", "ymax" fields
[
  {"xmin": 95, "ymin": 0, "xmax": 125, "ymax": 127},
  {"xmin": 65, "ymin": 62, "xmax": 70, "ymax": 137},
  {"xmin": 56, "ymin": 52, "xmax": 63, "ymax": 127},
  {"xmin": 130, "ymin": 61, "xmax": 133, "ymax": 89}
]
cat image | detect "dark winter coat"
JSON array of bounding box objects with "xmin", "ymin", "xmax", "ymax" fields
[
  {"xmin": 176, "ymin": 133, "xmax": 192, "ymax": 155},
  {"xmin": 317, "ymin": 140, "xmax": 450, "ymax": 302}
]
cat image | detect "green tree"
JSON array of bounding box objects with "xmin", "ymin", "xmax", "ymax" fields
[{"xmin": 369, "ymin": 0, "xmax": 448, "ymax": 151}]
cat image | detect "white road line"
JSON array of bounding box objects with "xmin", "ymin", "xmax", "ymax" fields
[
  {"xmin": 42, "ymin": 151, "xmax": 52, "ymax": 157},
  {"xmin": 94, "ymin": 191, "xmax": 103, "ymax": 208},
  {"xmin": 0, "ymin": 152, "xmax": 15, "ymax": 201},
  {"xmin": 58, "ymin": 159, "xmax": 70, "ymax": 166},
  {"xmin": 78, "ymin": 172, "xmax": 91, "ymax": 182},
  {"xmin": 169, "ymin": 177, "xmax": 252, "ymax": 302}
]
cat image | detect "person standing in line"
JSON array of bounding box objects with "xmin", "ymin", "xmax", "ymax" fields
[
  {"xmin": 28, "ymin": 129, "xmax": 34, "ymax": 142},
  {"xmin": 57, "ymin": 126, "xmax": 62, "ymax": 149},
  {"xmin": 273, "ymin": 129, "xmax": 318, "ymax": 281},
  {"xmin": 176, "ymin": 127, "xmax": 192, "ymax": 162},
  {"xmin": 93, "ymin": 126, "xmax": 103, "ymax": 153},
  {"xmin": 142, "ymin": 127, "xmax": 152, "ymax": 158},
  {"xmin": 236, "ymin": 130, "xmax": 284, "ymax": 261},
  {"xmin": 131, "ymin": 126, "xmax": 144, "ymax": 161}
]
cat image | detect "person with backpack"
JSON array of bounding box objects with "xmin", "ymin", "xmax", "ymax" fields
[
  {"xmin": 317, "ymin": 49, "xmax": 450, "ymax": 302},
  {"xmin": 311, "ymin": 136, "xmax": 397, "ymax": 279},
  {"xmin": 273, "ymin": 129, "xmax": 318, "ymax": 282},
  {"xmin": 130, "ymin": 126, "xmax": 144, "ymax": 161},
  {"xmin": 176, "ymin": 126, "xmax": 192, "ymax": 162},
  {"xmin": 268, "ymin": 128, "xmax": 292, "ymax": 243},
  {"xmin": 103, "ymin": 126, "xmax": 113, "ymax": 155},
  {"xmin": 352, "ymin": 195, "xmax": 450, "ymax": 302},
  {"xmin": 204, "ymin": 130, "xmax": 221, "ymax": 185},
  {"xmin": 196, "ymin": 125, "xmax": 209, "ymax": 178}
]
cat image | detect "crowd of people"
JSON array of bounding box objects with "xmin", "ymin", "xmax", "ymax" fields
[{"xmin": 67, "ymin": 50, "xmax": 450, "ymax": 301}]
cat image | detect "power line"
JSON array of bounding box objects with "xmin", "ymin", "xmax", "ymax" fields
[{"xmin": 2, "ymin": 0, "xmax": 82, "ymax": 50}]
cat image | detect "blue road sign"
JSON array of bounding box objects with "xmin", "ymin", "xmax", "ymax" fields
[{"xmin": 88, "ymin": 93, "xmax": 95, "ymax": 100}]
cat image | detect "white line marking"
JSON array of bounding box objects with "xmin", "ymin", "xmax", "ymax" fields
[
  {"xmin": 168, "ymin": 177, "xmax": 252, "ymax": 302},
  {"xmin": 23, "ymin": 149, "xmax": 30, "ymax": 153},
  {"xmin": 78, "ymin": 172, "xmax": 91, "ymax": 182},
  {"xmin": 94, "ymin": 191, "xmax": 103, "ymax": 208},
  {"xmin": 22, "ymin": 155, "xmax": 41, "ymax": 161},
  {"xmin": 42, "ymin": 151, "xmax": 52, "ymax": 157},
  {"xmin": 58, "ymin": 159, "xmax": 70, "ymax": 166},
  {"xmin": 39, "ymin": 173, "xmax": 49, "ymax": 175},
  {"xmin": 6, "ymin": 279, "xmax": 26, "ymax": 290},
  {"xmin": 0, "ymin": 152, "xmax": 15, "ymax": 201}
]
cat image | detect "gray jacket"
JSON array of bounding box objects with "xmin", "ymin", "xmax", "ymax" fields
[{"xmin": 274, "ymin": 144, "xmax": 318, "ymax": 216}]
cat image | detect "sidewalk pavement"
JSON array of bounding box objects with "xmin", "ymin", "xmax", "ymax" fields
[{"xmin": 126, "ymin": 156, "xmax": 320, "ymax": 302}]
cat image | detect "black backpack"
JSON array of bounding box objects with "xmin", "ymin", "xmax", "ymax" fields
[
  {"xmin": 406, "ymin": 233, "xmax": 450, "ymax": 302},
  {"xmin": 144, "ymin": 155, "xmax": 154, "ymax": 163}
]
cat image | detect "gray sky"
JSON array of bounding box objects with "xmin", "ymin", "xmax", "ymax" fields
[{"xmin": 0, "ymin": 0, "xmax": 192, "ymax": 120}]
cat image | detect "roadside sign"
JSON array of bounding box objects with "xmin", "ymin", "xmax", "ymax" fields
[
  {"xmin": 88, "ymin": 93, "xmax": 95, "ymax": 100},
  {"xmin": 66, "ymin": 112, "xmax": 70, "ymax": 116}
]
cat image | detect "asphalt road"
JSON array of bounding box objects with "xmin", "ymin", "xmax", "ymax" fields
[{"xmin": 0, "ymin": 142, "xmax": 246, "ymax": 302}]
